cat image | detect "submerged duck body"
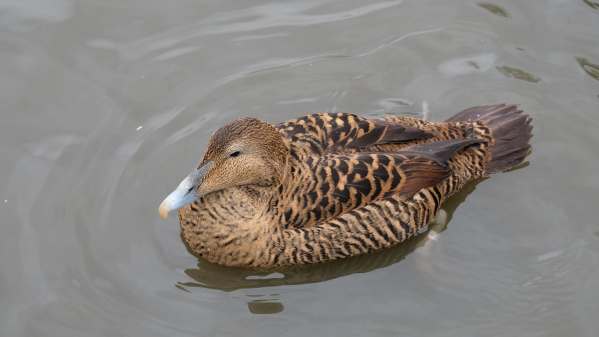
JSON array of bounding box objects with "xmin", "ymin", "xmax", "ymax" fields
[{"xmin": 160, "ymin": 104, "xmax": 532, "ymax": 268}]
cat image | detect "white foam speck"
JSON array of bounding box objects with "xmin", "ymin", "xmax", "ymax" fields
[
  {"xmin": 246, "ymin": 272, "xmax": 285, "ymax": 280},
  {"xmin": 434, "ymin": 209, "xmax": 448, "ymax": 227},
  {"xmin": 422, "ymin": 101, "xmax": 430, "ymax": 121},
  {"xmin": 427, "ymin": 231, "xmax": 439, "ymax": 241},
  {"xmin": 136, "ymin": 126, "xmax": 143, "ymax": 131}
]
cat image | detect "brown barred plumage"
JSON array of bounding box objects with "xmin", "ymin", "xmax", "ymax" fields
[{"xmin": 166, "ymin": 104, "xmax": 532, "ymax": 268}]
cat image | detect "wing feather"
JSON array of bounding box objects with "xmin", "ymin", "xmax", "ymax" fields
[{"xmin": 278, "ymin": 113, "xmax": 434, "ymax": 154}]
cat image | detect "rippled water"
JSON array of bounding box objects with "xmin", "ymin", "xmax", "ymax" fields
[{"xmin": 2, "ymin": 1, "xmax": 599, "ymax": 336}]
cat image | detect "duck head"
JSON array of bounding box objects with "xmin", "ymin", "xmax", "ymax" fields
[{"xmin": 159, "ymin": 117, "xmax": 288, "ymax": 219}]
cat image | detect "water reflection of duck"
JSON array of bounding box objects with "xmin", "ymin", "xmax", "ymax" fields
[{"xmin": 160, "ymin": 104, "xmax": 532, "ymax": 268}]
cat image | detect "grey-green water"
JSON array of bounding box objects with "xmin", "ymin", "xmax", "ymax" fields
[{"xmin": 1, "ymin": 1, "xmax": 599, "ymax": 336}]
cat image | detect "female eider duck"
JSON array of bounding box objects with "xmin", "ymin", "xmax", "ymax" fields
[{"xmin": 159, "ymin": 104, "xmax": 532, "ymax": 268}]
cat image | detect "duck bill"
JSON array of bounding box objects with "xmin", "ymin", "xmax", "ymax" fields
[{"xmin": 158, "ymin": 161, "xmax": 213, "ymax": 219}]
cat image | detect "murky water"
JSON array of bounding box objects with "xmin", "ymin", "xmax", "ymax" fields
[{"xmin": 2, "ymin": 1, "xmax": 599, "ymax": 336}]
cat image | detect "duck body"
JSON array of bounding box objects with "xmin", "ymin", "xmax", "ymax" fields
[{"xmin": 164, "ymin": 104, "xmax": 532, "ymax": 268}]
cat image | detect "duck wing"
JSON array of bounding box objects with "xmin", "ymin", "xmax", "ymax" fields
[
  {"xmin": 277, "ymin": 138, "xmax": 482, "ymax": 264},
  {"xmin": 278, "ymin": 113, "xmax": 434, "ymax": 155},
  {"xmin": 280, "ymin": 138, "xmax": 482, "ymax": 228}
]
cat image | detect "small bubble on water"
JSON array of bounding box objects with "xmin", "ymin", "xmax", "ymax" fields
[
  {"xmin": 136, "ymin": 126, "xmax": 143, "ymax": 131},
  {"xmin": 3, "ymin": 200, "xmax": 7, "ymax": 203}
]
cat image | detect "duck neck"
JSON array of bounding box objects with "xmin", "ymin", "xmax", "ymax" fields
[{"xmin": 178, "ymin": 183, "xmax": 280, "ymax": 264}]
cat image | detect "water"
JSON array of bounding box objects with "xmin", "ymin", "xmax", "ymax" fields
[{"xmin": 1, "ymin": 1, "xmax": 599, "ymax": 336}]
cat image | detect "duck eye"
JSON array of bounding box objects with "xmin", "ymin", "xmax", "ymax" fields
[{"xmin": 229, "ymin": 151, "xmax": 241, "ymax": 158}]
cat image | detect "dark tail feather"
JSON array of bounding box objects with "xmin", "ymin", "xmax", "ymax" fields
[{"xmin": 446, "ymin": 104, "xmax": 533, "ymax": 173}]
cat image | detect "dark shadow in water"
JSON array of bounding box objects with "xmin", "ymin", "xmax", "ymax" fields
[
  {"xmin": 477, "ymin": 3, "xmax": 510, "ymax": 18},
  {"xmin": 176, "ymin": 179, "xmax": 482, "ymax": 292},
  {"xmin": 583, "ymin": 0, "xmax": 599, "ymax": 10},
  {"xmin": 496, "ymin": 65, "xmax": 541, "ymax": 83},
  {"xmin": 576, "ymin": 57, "xmax": 599, "ymax": 81},
  {"xmin": 247, "ymin": 300, "xmax": 285, "ymax": 314}
]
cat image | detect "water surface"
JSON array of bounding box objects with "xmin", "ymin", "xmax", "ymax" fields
[{"xmin": 1, "ymin": 1, "xmax": 599, "ymax": 336}]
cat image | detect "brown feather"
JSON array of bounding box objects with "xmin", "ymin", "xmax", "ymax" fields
[
  {"xmin": 398, "ymin": 159, "xmax": 450, "ymax": 198},
  {"xmin": 346, "ymin": 122, "xmax": 433, "ymax": 149},
  {"xmin": 400, "ymin": 138, "xmax": 485, "ymax": 166},
  {"xmin": 171, "ymin": 107, "xmax": 533, "ymax": 267}
]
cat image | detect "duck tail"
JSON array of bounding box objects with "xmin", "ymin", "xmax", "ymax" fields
[{"xmin": 445, "ymin": 104, "xmax": 533, "ymax": 173}]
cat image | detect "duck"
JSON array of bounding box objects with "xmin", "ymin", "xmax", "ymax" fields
[{"xmin": 159, "ymin": 104, "xmax": 532, "ymax": 268}]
